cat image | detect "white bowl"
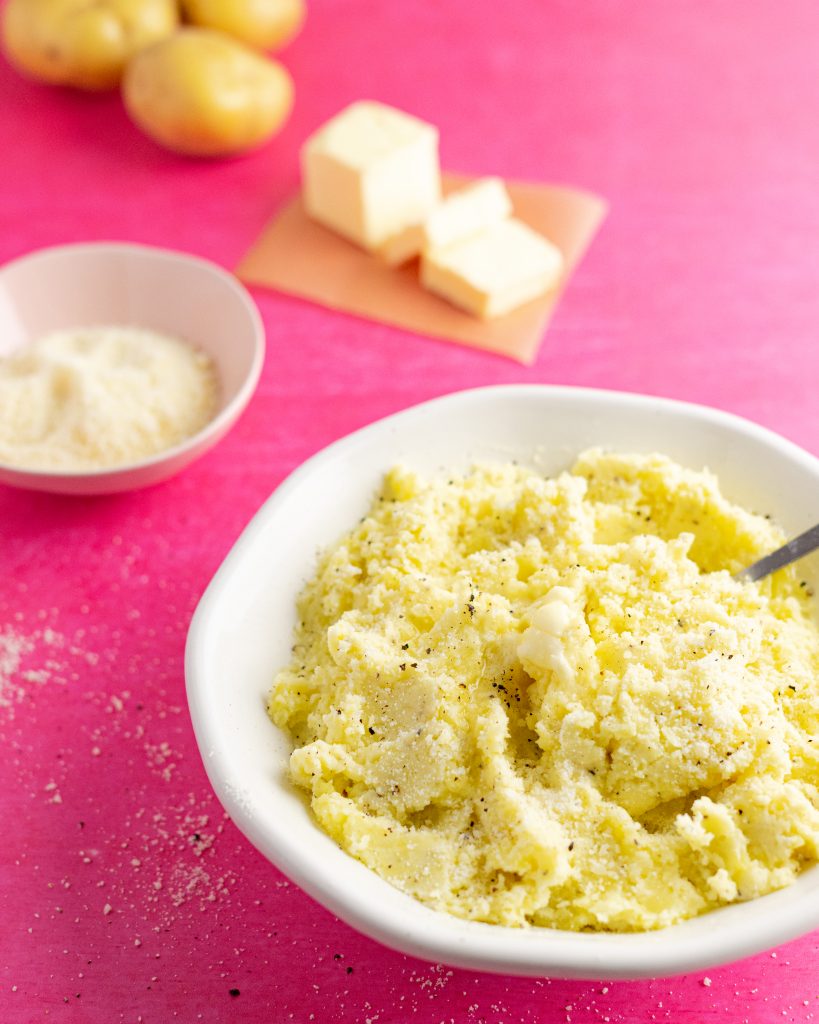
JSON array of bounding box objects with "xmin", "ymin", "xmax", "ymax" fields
[
  {"xmin": 185, "ymin": 385, "xmax": 819, "ymax": 979},
  {"xmin": 0, "ymin": 243, "xmax": 264, "ymax": 495}
]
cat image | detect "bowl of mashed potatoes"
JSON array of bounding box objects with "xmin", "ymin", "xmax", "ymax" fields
[{"xmin": 186, "ymin": 385, "xmax": 819, "ymax": 978}]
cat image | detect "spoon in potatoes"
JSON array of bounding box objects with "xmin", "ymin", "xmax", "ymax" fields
[{"xmin": 735, "ymin": 522, "xmax": 819, "ymax": 583}]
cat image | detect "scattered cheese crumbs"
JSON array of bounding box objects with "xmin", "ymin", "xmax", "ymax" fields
[
  {"xmin": 102, "ymin": 903, "xmax": 112, "ymax": 916},
  {"xmin": 0, "ymin": 630, "xmax": 33, "ymax": 707},
  {"xmin": 703, "ymin": 977, "xmax": 712, "ymax": 987},
  {"xmin": 0, "ymin": 326, "xmax": 218, "ymax": 471}
]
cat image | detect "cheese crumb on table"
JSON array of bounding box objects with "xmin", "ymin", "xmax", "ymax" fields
[
  {"xmin": 302, "ymin": 101, "xmax": 441, "ymax": 252},
  {"xmin": 269, "ymin": 451, "xmax": 819, "ymax": 932},
  {"xmin": 0, "ymin": 325, "xmax": 218, "ymax": 471}
]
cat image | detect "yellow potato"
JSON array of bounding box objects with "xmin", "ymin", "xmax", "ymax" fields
[
  {"xmin": 1, "ymin": 0, "xmax": 178, "ymax": 91},
  {"xmin": 122, "ymin": 28, "xmax": 294, "ymax": 157},
  {"xmin": 180, "ymin": 0, "xmax": 305, "ymax": 51}
]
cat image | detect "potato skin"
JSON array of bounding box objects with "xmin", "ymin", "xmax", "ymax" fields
[
  {"xmin": 1, "ymin": 0, "xmax": 178, "ymax": 91},
  {"xmin": 180, "ymin": 0, "xmax": 305, "ymax": 51},
  {"xmin": 122, "ymin": 28, "xmax": 294, "ymax": 157}
]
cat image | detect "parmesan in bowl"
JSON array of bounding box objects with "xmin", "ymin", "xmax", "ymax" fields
[
  {"xmin": 0, "ymin": 243, "xmax": 264, "ymax": 494},
  {"xmin": 186, "ymin": 385, "xmax": 819, "ymax": 978},
  {"xmin": 0, "ymin": 326, "xmax": 218, "ymax": 471}
]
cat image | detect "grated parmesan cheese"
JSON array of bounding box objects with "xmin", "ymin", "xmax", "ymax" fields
[{"xmin": 0, "ymin": 326, "xmax": 218, "ymax": 471}]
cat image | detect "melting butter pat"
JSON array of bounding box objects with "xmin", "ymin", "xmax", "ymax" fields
[
  {"xmin": 518, "ymin": 587, "xmax": 577, "ymax": 685},
  {"xmin": 421, "ymin": 218, "xmax": 564, "ymax": 319},
  {"xmin": 379, "ymin": 177, "xmax": 513, "ymax": 267},
  {"xmin": 302, "ymin": 101, "xmax": 441, "ymax": 252}
]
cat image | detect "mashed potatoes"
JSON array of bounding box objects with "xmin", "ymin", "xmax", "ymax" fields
[{"xmin": 268, "ymin": 451, "xmax": 819, "ymax": 932}]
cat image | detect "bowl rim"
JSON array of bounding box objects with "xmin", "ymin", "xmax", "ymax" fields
[
  {"xmin": 0, "ymin": 241, "xmax": 265, "ymax": 483},
  {"xmin": 186, "ymin": 383, "xmax": 819, "ymax": 979}
]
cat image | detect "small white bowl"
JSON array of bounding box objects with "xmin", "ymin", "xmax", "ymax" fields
[
  {"xmin": 0, "ymin": 243, "xmax": 264, "ymax": 495},
  {"xmin": 185, "ymin": 385, "xmax": 819, "ymax": 979}
]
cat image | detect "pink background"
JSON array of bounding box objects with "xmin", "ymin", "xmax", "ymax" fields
[{"xmin": 2, "ymin": 1, "xmax": 819, "ymax": 1020}]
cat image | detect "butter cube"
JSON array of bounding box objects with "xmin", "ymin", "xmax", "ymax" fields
[
  {"xmin": 379, "ymin": 177, "xmax": 513, "ymax": 267},
  {"xmin": 420, "ymin": 219, "xmax": 563, "ymax": 319},
  {"xmin": 378, "ymin": 223, "xmax": 424, "ymax": 267},
  {"xmin": 302, "ymin": 101, "xmax": 441, "ymax": 252},
  {"xmin": 424, "ymin": 177, "xmax": 512, "ymax": 252}
]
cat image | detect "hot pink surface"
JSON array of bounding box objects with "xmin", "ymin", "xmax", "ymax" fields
[{"xmin": 2, "ymin": 1, "xmax": 819, "ymax": 1020}]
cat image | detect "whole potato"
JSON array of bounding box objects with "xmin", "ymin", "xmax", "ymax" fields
[
  {"xmin": 1, "ymin": 0, "xmax": 178, "ymax": 91},
  {"xmin": 123, "ymin": 29, "xmax": 294, "ymax": 157},
  {"xmin": 180, "ymin": 0, "xmax": 305, "ymax": 51}
]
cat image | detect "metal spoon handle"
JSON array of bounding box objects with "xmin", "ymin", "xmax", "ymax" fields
[{"xmin": 735, "ymin": 522, "xmax": 819, "ymax": 583}]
